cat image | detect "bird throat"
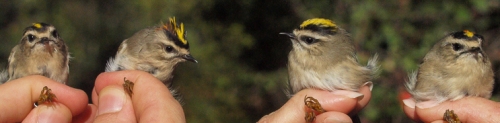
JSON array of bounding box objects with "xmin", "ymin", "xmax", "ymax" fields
[{"xmin": 43, "ymin": 41, "xmax": 54, "ymax": 57}]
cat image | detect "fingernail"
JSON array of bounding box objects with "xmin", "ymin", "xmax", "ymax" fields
[
  {"xmin": 430, "ymin": 121, "xmax": 446, "ymax": 123},
  {"xmin": 324, "ymin": 116, "xmax": 353, "ymax": 123},
  {"xmin": 363, "ymin": 81, "xmax": 373, "ymax": 91},
  {"xmin": 402, "ymin": 98, "xmax": 415, "ymax": 108},
  {"xmin": 36, "ymin": 105, "xmax": 70, "ymax": 123},
  {"xmin": 415, "ymin": 100, "xmax": 441, "ymax": 109},
  {"xmin": 331, "ymin": 90, "xmax": 364, "ymax": 100},
  {"xmin": 97, "ymin": 86, "xmax": 126, "ymax": 115}
]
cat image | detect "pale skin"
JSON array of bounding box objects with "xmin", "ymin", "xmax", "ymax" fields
[
  {"xmin": 259, "ymin": 85, "xmax": 372, "ymax": 123},
  {"xmin": 0, "ymin": 70, "xmax": 184, "ymax": 122},
  {"xmin": 0, "ymin": 75, "xmax": 86, "ymax": 122},
  {"xmin": 89, "ymin": 70, "xmax": 185, "ymax": 122},
  {"xmin": 401, "ymin": 92, "xmax": 500, "ymax": 122},
  {"xmin": 6, "ymin": 71, "xmax": 499, "ymax": 122},
  {"xmin": 0, "ymin": 70, "xmax": 370, "ymax": 123}
]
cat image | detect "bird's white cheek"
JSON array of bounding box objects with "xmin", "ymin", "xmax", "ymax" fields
[
  {"xmin": 462, "ymin": 54, "xmax": 483, "ymax": 63},
  {"xmin": 291, "ymin": 41, "xmax": 302, "ymax": 50}
]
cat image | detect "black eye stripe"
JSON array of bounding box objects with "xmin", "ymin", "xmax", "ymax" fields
[
  {"xmin": 300, "ymin": 24, "xmax": 337, "ymax": 35},
  {"xmin": 450, "ymin": 30, "xmax": 484, "ymax": 41},
  {"xmin": 163, "ymin": 29, "xmax": 189, "ymax": 49}
]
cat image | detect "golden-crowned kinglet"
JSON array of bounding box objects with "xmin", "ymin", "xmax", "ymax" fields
[
  {"xmin": 0, "ymin": 23, "xmax": 70, "ymax": 84},
  {"xmin": 105, "ymin": 17, "xmax": 197, "ymax": 99},
  {"xmin": 281, "ymin": 18, "xmax": 378, "ymax": 96},
  {"xmin": 281, "ymin": 18, "xmax": 378, "ymax": 122},
  {"xmin": 405, "ymin": 30, "xmax": 493, "ymax": 108}
]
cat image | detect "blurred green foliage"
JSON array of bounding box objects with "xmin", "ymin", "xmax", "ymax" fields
[{"xmin": 1, "ymin": 0, "xmax": 500, "ymax": 122}]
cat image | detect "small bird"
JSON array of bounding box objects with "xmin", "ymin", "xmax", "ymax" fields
[
  {"xmin": 105, "ymin": 17, "xmax": 197, "ymax": 87},
  {"xmin": 0, "ymin": 23, "xmax": 70, "ymax": 84},
  {"xmin": 280, "ymin": 18, "xmax": 378, "ymax": 122},
  {"xmin": 405, "ymin": 30, "xmax": 494, "ymax": 108},
  {"xmin": 281, "ymin": 18, "xmax": 378, "ymax": 95}
]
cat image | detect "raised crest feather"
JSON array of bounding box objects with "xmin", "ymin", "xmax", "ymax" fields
[{"xmin": 162, "ymin": 17, "xmax": 188, "ymax": 45}]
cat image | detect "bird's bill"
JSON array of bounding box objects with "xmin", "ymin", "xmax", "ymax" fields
[
  {"xmin": 279, "ymin": 32, "xmax": 296, "ymax": 39},
  {"xmin": 182, "ymin": 54, "xmax": 198, "ymax": 63},
  {"xmin": 40, "ymin": 39, "xmax": 54, "ymax": 56}
]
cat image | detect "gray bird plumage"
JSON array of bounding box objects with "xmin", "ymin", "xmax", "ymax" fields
[
  {"xmin": 283, "ymin": 18, "xmax": 378, "ymax": 96},
  {"xmin": 105, "ymin": 18, "xmax": 197, "ymax": 101},
  {"xmin": 1, "ymin": 23, "xmax": 69, "ymax": 84},
  {"xmin": 405, "ymin": 30, "xmax": 494, "ymax": 104},
  {"xmin": 282, "ymin": 18, "xmax": 377, "ymax": 123}
]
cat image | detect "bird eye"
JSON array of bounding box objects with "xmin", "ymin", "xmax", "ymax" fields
[
  {"xmin": 27, "ymin": 34, "xmax": 36, "ymax": 42},
  {"xmin": 300, "ymin": 36, "xmax": 318, "ymax": 44},
  {"xmin": 51, "ymin": 30, "xmax": 59, "ymax": 38},
  {"xmin": 452, "ymin": 43, "xmax": 464, "ymax": 51},
  {"xmin": 165, "ymin": 45, "xmax": 174, "ymax": 52}
]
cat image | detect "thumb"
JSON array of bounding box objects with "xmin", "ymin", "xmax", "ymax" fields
[
  {"xmin": 94, "ymin": 85, "xmax": 136, "ymax": 123},
  {"xmin": 315, "ymin": 112, "xmax": 352, "ymax": 123},
  {"xmin": 22, "ymin": 104, "xmax": 72, "ymax": 123}
]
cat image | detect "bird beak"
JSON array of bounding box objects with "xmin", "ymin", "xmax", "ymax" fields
[
  {"xmin": 279, "ymin": 32, "xmax": 296, "ymax": 39},
  {"xmin": 40, "ymin": 38, "xmax": 54, "ymax": 56},
  {"xmin": 182, "ymin": 54, "xmax": 198, "ymax": 63}
]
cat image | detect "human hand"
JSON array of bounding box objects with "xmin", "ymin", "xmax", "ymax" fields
[
  {"xmin": 0, "ymin": 75, "xmax": 88, "ymax": 122},
  {"xmin": 401, "ymin": 91, "xmax": 500, "ymax": 122},
  {"xmin": 73, "ymin": 70, "xmax": 185, "ymax": 122},
  {"xmin": 258, "ymin": 84, "xmax": 372, "ymax": 123}
]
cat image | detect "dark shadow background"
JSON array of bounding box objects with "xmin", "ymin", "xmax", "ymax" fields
[{"xmin": 1, "ymin": 0, "xmax": 500, "ymax": 122}]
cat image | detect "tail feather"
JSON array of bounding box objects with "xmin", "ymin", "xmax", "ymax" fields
[
  {"xmin": 366, "ymin": 54, "xmax": 379, "ymax": 79},
  {"xmin": 0, "ymin": 69, "xmax": 8, "ymax": 84},
  {"xmin": 405, "ymin": 71, "xmax": 418, "ymax": 93},
  {"xmin": 169, "ymin": 87, "xmax": 184, "ymax": 105},
  {"xmin": 105, "ymin": 57, "xmax": 118, "ymax": 72},
  {"xmin": 284, "ymin": 73, "xmax": 294, "ymax": 98}
]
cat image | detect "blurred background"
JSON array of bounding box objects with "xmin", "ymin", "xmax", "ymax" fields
[{"xmin": 1, "ymin": 0, "xmax": 500, "ymax": 122}]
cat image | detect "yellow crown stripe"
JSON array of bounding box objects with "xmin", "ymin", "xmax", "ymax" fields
[
  {"xmin": 169, "ymin": 17, "xmax": 188, "ymax": 45},
  {"xmin": 176, "ymin": 23, "xmax": 187, "ymax": 45},
  {"xmin": 463, "ymin": 30, "xmax": 474, "ymax": 38},
  {"xmin": 300, "ymin": 18, "xmax": 336, "ymax": 29},
  {"xmin": 33, "ymin": 23, "xmax": 42, "ymax": 29}
]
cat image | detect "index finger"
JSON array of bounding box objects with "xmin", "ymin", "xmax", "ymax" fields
[{"xmin": 415, "ymin": 97, "xmax": 500, "ymax": 123}]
